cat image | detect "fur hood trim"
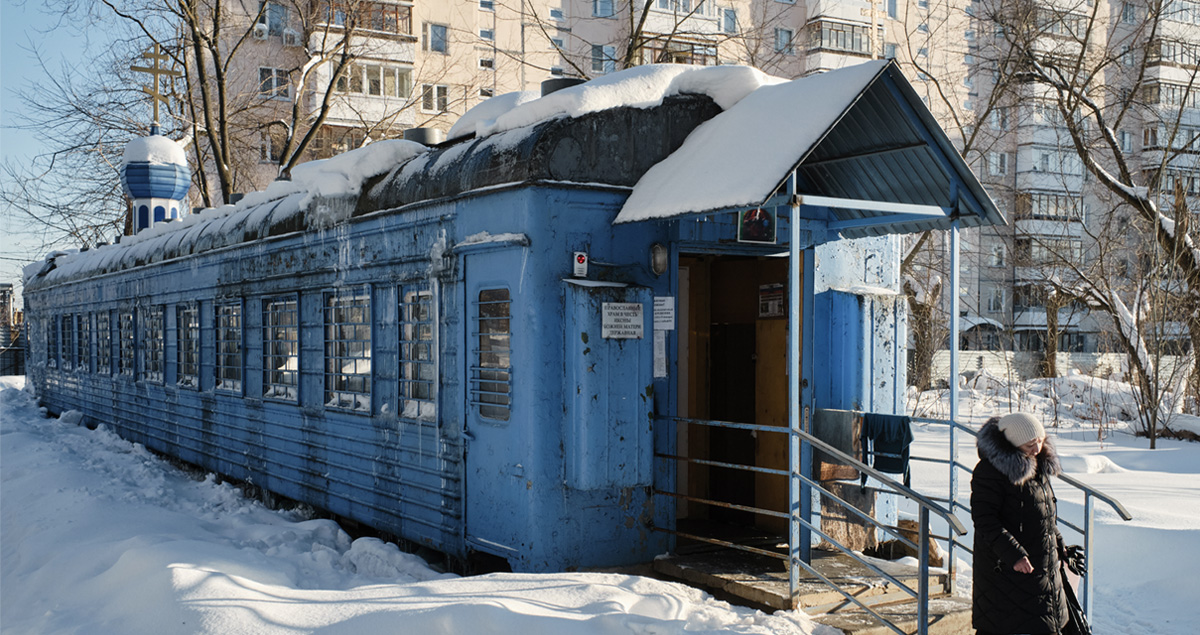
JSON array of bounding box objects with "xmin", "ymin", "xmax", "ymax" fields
[{"xmin": 977, "ymin": 420, "xmax": 1061, "ymax": 486}]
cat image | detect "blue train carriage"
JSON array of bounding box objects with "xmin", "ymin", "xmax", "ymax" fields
[{"xmin": 22, "ymin": 60, "xmax": 1004, "ymax": 574}]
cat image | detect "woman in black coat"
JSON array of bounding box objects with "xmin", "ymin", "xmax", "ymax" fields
[{"xmin": 971, "ymin": 412, "xmax": 1071, "ymax": 635}]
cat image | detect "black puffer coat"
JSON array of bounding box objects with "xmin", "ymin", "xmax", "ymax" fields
[{"xmin": 971, "ymin": 420, "xmax": 1070, "ymax": 634}]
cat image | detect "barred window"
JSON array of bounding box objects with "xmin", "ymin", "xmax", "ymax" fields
[
  {"xmin": 142, "ymin": 305, "xmax": 165, "ymax": 383},
  {"xmin": 263, "ymin": 296, "xmax": 299, "ymax": 401},
  {"xmin": 97, "ymin": 311, "xmax": 112, "ymax": 375},
  {"xmin": 177, "ymin": 305, "xmax": 200, "ymax": 388},
  {"xmin": 119, "ymin": 311, "xmax": 136, "ymax": 377},
  {"xmin": 215, "ymin": 301, "xmax": 243, "ymax": 393},
  {"xmin": 47, "ymin": 317, "xmax": 58, "ymax": 369},
  {"xmin": 62, "ymin": 314, "xmax": 75, "ymax": 371},
  {"xmin": 472, "ymin": 288, "xmax": 511, "ymax": 421},
  {"xmin": 400, "ymin": 286, "xmax": 435, "ymax": 420},
  {"xmin": 78, "ymin": 313, "xmax": 91, "ymax": 373},
  {"xmin": 324, "ymin": 291, "xmax": 371, "ymax": 411}
]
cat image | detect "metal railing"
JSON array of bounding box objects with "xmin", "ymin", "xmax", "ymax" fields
[
  {"xmin": 655, "ymin": 414, "xmax": 968, "ymax": 635},
  {"xmin": 911, "ymin": 416, "xmax": 1133, "ymax": 622}
]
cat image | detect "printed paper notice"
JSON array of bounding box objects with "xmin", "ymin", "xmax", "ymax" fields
[
  {"xmin": 654, "ymin": 330, "xmax": 667, "ymax": 378},
  {"xmin": 602, "ymin": 302, "xmax": 644, "ymax": 339},
  {"xmin": 653, "ymin": 296, "xmax": 675, "ymax": 331}
]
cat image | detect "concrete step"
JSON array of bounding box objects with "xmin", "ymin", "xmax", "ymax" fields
[{"xmin": 812, "ymin": 595, "xmax": 973, "ymax": 635}]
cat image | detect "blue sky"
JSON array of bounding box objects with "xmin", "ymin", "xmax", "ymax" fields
[{"xmin": 1, "ymin": 2, "xmax": 95, "ymax": 307}]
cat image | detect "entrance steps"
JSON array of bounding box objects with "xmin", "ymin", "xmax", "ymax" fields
[{"xmin": 653, "ymin": 548, "xmax": 972, "ymax": 634}]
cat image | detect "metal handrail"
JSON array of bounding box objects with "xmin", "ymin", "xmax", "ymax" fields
[{"xmin": 658, "ymin": 415, "xmax": 969, "ymax": 635}]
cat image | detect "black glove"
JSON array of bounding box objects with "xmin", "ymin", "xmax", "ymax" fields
[{"xmin": 1063, "ymin": 545, "xmax": 1086, "ymax": 575}]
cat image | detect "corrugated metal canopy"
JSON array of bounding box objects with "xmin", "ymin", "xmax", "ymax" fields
[{"xmin": 614, "ymin": 61, "xmax": 1006, "ymax": 238}]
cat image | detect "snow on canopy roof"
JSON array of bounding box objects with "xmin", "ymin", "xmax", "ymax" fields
[
  {"xmin": 122, "ymin": 135, "xmax": 187, "ymax": 166},
  {"xmin": 24, "ymin": 140, "xmax": 427, "ymax": 288},
  {"xmin": 613, "ymin": 60, "xmax": 1005, "ymax": 237}
]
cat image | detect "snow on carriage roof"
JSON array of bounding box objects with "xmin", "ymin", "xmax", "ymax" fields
[{"xmin": 24, "ymin": 65, "xmax": 786, "ymax": 288}]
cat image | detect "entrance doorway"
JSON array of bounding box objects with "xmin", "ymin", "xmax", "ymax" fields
[{"xmin": 675, "ymin": 254, "xmax": 795, "ymax": 541}]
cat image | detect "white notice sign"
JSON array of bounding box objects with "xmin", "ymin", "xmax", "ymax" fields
[
  {"xmin": 653, "ymin": 296, "xmax": 675, "ymax": 331},
  {"xmin": 602, "ymin": 302, "xmax": 644, "ymax": 339}
]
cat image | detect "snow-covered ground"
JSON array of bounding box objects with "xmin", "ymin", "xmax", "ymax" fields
[{"xmin": 3, "ymin": 372, "xmax": 1199, "ymax": 634}]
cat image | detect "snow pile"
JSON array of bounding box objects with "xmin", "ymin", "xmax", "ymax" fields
[
  {"xmin": 122, "ymin": 135, "xmax": 187, "ymax": 166},
  {"xmin": 452, "ymin": 64, "xmax": 784, "ymax": 141},
  {"xmin": 0, "ymin": 377, "xmax": 828, "ymax": 635}
]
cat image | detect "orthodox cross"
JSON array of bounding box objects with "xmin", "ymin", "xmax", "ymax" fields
[{"xmin": 130, "ymin": 43, "xmax": 181, "ymax": 126}]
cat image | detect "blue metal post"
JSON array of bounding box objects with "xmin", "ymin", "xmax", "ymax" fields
[
  {"xmin": 948, "ymin": 221, "xmax": 961, "ymax": 594},
  {"xmin": 1083, "ymin": 494, "xmax": 1094, "ymax": 620},
  {"xmin": 788, "ymin": 175, "xmax": 812, "ymax": 608}
]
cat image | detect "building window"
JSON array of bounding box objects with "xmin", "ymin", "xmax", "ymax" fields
[
  {"xmin": 884, "ymin": 43, "xmax": 898, "ymax": 59},
  {"xmin": 472, "ymin": 288, "xmax": 511, "ymax": 421},
  {"xmin": 550, "ymin": 37, "xmax": 564, "ymax": 49},
  {"xmin": 336, "ymin": 63, "xmax": 412, "ymax": 98},
  {"xmin": 142, "ymin": 305, "xmax": 164, "ymax": 383},
  {"xmin": 400, "ymin": 286, "xmax": 435, "ymax": 421},
  {"xmin": 775, "ymin": 28, "xmax": 794, "ymax": 55},
  {"xmin": 918, "ymin": 47, "xmax": 928, "ymax": 57},
  {"xmin": 46, "ymin": 316, "xmax": 58, "ymax": 369},
  {"xmin": 263, "ymin": 295, "xmax": 299, "ymax": 401},
  {"xmin": 480, "ymin": 87, "xmax": 494, "ymax": 98},
  {"xmin": 989, "ymin": 244, "xmax": 1006, "ymax": 267},
  {"xmin": 809, "ymin": 20, "xmax": 871, "ymax": 55},
  {"xmin": 480, "ymin": 57, "xmax": 494, "ymax": 69},
  {"xmin": 215, "ymin": 301, "xmax": 243, "ymax": 393},
  {"xmin": 1122, "ymin": 2, "xmax": 1137, "ymax": 23},
  {"xmin": 722, "ymin": 8, "xmax": 737, "ymax": 33},
  {"xmin": 593, "ymin": 0, "xmax": 614, "ymax": 17},
  {"xmin": 258, "ymin": 1, "xmax": 289, "ymax": 36},
  {"xmin": 991, "ymin": 106, "xmax": 1009, "ymax": 130},
  {"xmin": 260, "ymin": 129, "xmax": 285, "ymax": 163},
  {"xmin": 480, "ymin": 0, "xmax": 494, "ymax": 9},
  {"xmin": 480, "ymin": 28, "xmax": 494, "ymax": 41},
  {"xmin": 78, "ymin": 313, "xmax": 91, "ymax": 373},
  {"xmin": 918, "ymin": 22, "xmax": 929, "ymax": 33},
  {"xmin": 887, "ymin": 0, "xmax": 897, "ymax": 19},
  {"xmin": 428, "ymin": 23, "xmax": 448, "ymax": 53},
  {"xmin": 324, "ymin": 291, "xmax": 371, "ymax": 412},
  {"xmin": 421, "ymin": 84, "xmax": 449, "ymax": 111},
  {"xmin": 550, "ymin": 7, "xmax": 564, "ymax": 20},
  {"xmin": 1119, "ymin": 129, "xmax": 1132, "ymax": 152},
  {"xmin": 987, "ymin": 152, "xmax": 1008, "ymax": 176},
  {"xmin": 177, "ymin": 304, "xmax": 200, "ymax": 389},
  {"xmin": 258, "ymin": 67, "xmax": 289, "ymax": 99},
  {"xmin": 550, "ymin": 66, "xmax": 565, "ymax": 76},
  {"xmin": 591, "ymin": 44, "xmax": 616, "ymax": 73},
  {"xmin": 987, "ymin": 287, "xmax": 1005, "ymax": 312},
  {"xmin": 97, "ymin": 311, "xmax": 112, "ymax": 375}
]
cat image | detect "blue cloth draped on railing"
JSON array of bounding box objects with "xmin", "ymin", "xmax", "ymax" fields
[{"xmin": 861, "ymin": 413, "xmax": 914, "ymax": 488}]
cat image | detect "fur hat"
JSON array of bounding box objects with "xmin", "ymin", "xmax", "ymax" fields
[{"xmin": 997, "ymin": 412, "xmax": 1045, "ymax": 448}]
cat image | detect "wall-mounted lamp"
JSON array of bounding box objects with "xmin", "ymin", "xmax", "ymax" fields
[{"xmin": 650, "ymin": 243, "xmax": 669, "ymax": 276}]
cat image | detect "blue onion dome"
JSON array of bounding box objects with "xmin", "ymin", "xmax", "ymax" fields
[{"xmin": 120, "ymin": 134, "xmax": 191, "ymax": 201}]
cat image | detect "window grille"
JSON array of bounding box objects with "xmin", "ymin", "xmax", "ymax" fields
[
  {"xmin": 47, "ymin": 317, "xmax": 58, "ymax": 369},
  {"xmin": 177, "ymin": 305, "xmax": 200, "ymax": 388},
  {"xmin": 142, "ymin": 305, "xmax": 165, "ymax": 383},
  {"xmin": 471, "ymin": 288, "xmax": 511, "ymax": 421},
  {"xmin": 97, "ymin": 311, "xmax": 112, "ymax": 375},
  {"xmin": 62, "ymin": 314, "xmax": 75, "ymax": 371},
  {"xmin": 263, "ymin": 296, "xmax": 299, "ymax": 401},
  {"xmin": 79, "ymin": 312, "xmax": 91, "ymax": 373},
  {"xmin": 119, "ymin": 311, "xmax": 135, "ymax": 377},
  {"xmin": 400, "ymin": 286, "xmax": 435, "ymax": 421},
  {"xmin": 215, "ymin": 301, "xmax": 243, "ymax": 393},
  {"xmin": 324, "ymin": 291, "xmax": 371, "ymax": 412}
]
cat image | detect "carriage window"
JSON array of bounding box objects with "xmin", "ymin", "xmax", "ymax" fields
[
  {"xmin": 399, "ymin": 286, "xmax": 435, "ymax": 420},
  {"xmin": 472, "ymin": 288, "xmax": 511, "ymax": 421},
  {"xmin": 79, "ymin": 313, "xmax": 91, "ymax": 373},
  {"xmin": 263, "ymin": 295, "xmax": 299, "ymax": 401},
  {"xmin": 177, "ymin": 305, "xmax": 200, "ymax": 388},
  {"xmin": 142, "ymin": 305, "xmax": 165, "ymax": 383},
  {"xmin": 215, "ymin": 301, "xmax": 243, "ymax": 393},
  {"xmin": 62, "ymin": 314, "xmax": 75, "ymax": 371},
  {"xmin": 97, "ymin": 311, "xmax": 112, "ymax": 375},
  {"xmin": 119, "ymin": 311, "xmax": 135, "ymax": 377},
  {"xmin": 324, "ymin": 291, "xmax": 371, "ymax": 412},
  {"xmin": 46, "ymin": 316, "xmax": 59, "ymax": 369}
]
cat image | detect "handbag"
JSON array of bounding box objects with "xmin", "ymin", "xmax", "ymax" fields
[{"xmin": 1060, "ymin": 562, "xmax": 1093, "ymax": 635}]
